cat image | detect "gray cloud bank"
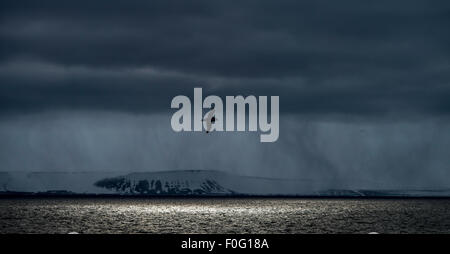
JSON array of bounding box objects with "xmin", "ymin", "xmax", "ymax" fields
[{"xmin": 1, "ymin": 0, "xmax": 450, "ymax": 116}]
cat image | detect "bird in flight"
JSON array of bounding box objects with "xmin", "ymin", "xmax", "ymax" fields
[{"xmin": 203, "ymin": 108, "xmax": 216, "ymax": 133}]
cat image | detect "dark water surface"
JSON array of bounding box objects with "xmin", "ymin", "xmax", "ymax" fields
[{"xmin": 1, "ymin": 198, "xmax": 450, "ymax": 234}]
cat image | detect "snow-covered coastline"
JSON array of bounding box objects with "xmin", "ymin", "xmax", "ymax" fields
[{"xmin": 1, "ymin": 170, "xmax": 450, "ymax": 197}]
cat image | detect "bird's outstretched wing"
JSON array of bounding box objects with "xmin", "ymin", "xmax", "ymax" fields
[
  {"xmin": 204, "ymin": 109, "xmax": 215, "ymax": 133},
  {"xmin": 206, "ymin": 120, "xmax": 212, "ymax": 133},
  {"xmin": 206, "ymin": 109, "xmax": 215, "ymax": 120}
]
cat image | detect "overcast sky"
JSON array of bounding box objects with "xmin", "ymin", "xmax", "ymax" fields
[{"xmin": 0, "ymin": 0, "xmax": 449, "ymax": 188}]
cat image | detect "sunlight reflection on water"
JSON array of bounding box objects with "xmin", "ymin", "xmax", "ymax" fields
[{"xmin": 1, "ymin": 198, "xmax": 450, "ymax": 233}]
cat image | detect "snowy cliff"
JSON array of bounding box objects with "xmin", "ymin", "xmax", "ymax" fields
[{"xmin": 1, "ymin": 170, "xmax": 449, "ymax": 196}]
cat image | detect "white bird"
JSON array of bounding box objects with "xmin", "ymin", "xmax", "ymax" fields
[{"xmin": 202, "ymin": 108, "xmax": 216, "ymax": 133}]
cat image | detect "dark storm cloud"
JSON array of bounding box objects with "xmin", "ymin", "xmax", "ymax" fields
[
  {"xmin": 1, "ymin": 0, "xmax": 450, "ymax": 116},
  {"xmin": 1, "ymin": 1, "xmax": 450, "ymax": 188}
]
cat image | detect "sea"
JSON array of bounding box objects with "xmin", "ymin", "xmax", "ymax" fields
[{"xmin": 1, "ymin": 198, "xmax": 450, "ymax": 234}]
